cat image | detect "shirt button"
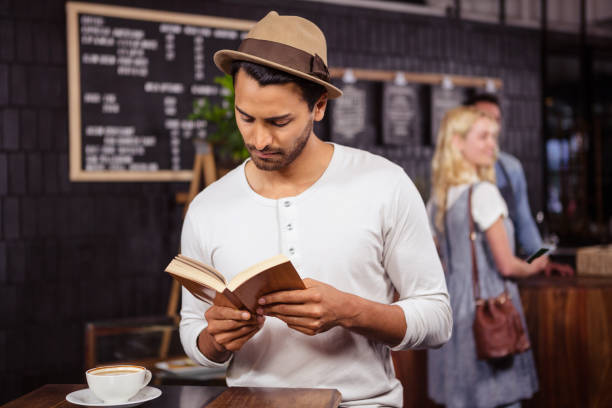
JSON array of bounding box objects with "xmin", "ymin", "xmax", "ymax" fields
[
  {"xmin": 289, "ymin": 247, "xmax": 295, "ymax": 255},
  {"xmin": 284, "ymin": 201, "xmax": 291, "ymax": 207},
  {"xmin": 287, "ymin": 223, "xmax": 293, "ymax": 231}
]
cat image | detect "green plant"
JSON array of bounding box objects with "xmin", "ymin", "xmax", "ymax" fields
[{"xmin": 189, "ymin": 74, "xmax": 249, "ymax": 166}]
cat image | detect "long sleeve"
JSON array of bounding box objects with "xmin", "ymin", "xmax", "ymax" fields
[
  {"xmin": 384, "ymin": 174, "xmax": 452, "ymax": 350},
  {"xmin": 178, "ymin": 208, "xmax": 231, "ymax": 368},
  {"xmin": 497, "ymin": 153, "xmax": 543, "ymax": 255},
  {"xmin": 511, "ymin": 162, "xmax": 543, "ymax": 254}
]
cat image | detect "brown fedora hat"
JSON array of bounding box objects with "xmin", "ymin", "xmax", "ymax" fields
[{"xmin": 214, "ymin": 11, "xmax": 342, "ymax": 99}]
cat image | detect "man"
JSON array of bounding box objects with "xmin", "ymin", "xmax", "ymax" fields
[
  {"xmin": 179, "ymin": 11, "xmax": 452, "ymax": 407},
  {"xmin": 466, "ymin": 93, "xmax": 573, "ymax": 276}
]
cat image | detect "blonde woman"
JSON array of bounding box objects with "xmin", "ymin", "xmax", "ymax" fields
[{"xmin": 427, "ymin": 106, "xmax": 546, "ymax": 408}]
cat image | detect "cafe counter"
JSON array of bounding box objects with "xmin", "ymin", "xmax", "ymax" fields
[{"xmin": 392, "ymin": 275, "xmax": 612, "ymax": 408}]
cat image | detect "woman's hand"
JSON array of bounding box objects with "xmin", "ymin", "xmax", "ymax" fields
[
  {"xmin": 526, "ymin": 254, "xmax": 548, "ymax": 276},
  {"xmin": 486, "ymin": 217, "xmax": 548, "ymax": 278}
]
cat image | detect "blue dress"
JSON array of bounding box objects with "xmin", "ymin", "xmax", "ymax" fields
[{"xmin": 427, "ymin": 185, "xmax": 538, "ymax": 408}]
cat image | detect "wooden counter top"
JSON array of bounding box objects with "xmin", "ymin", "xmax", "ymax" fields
[{"xmin": 519, "ymin": 274, "xmax": 612, "ymax": 288}]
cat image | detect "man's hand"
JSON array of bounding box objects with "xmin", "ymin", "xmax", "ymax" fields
[
  {"xmin": 198, "ymin": 305, "xmax": 264, "ymax": 362},
  {"xmin": 257, "ymin": 278, "xmax": 355, "ymax": 336},
  {"xmin": 544, "ymin": 261, "xmax": 575, "ymax": 277},
  {"xmin": 258, "ymin": 278, "xmax": 407, "ymax": 346}
]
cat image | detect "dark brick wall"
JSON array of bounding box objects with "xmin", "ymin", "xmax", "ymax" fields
[{"xmin": 0, "ymin": 0, "xmax": 542, "ymax": 403}]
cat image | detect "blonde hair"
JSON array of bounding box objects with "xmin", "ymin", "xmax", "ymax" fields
[{"xmin": 431, "ymin": 106, "xmax": 499, "ymax": 231}]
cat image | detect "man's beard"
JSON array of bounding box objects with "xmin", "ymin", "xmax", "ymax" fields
[{"xmin": 246, "ymin": 120, "xmax": 313, "ymax": 171}]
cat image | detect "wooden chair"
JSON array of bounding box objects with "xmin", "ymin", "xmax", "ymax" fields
[{"xmin": 84, "ymin": 143, "xmax": 218, "ymax": 381}]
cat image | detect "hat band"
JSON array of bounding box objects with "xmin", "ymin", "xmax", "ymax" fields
[{"xmin": 238, "ymin": 38, "xmax": 330, "ymax": 82}]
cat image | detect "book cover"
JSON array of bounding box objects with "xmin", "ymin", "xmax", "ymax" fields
[{"xmin": 165, "ymin": 254, "xmax": 305, "ymax": 313}]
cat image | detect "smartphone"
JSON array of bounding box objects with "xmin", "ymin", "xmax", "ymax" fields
[{"xmin": 525, "ymin": 246, "xmax": 555, "ymax": 264}]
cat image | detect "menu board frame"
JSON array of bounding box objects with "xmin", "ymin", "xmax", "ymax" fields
[
  {"xmin": 381, "ymin": 82, "xmax": 420, "ymax": 146},
  {"xmin": 430, "ymin": 85, "xmax": 467, "ymax": 146},
  {"xmin": 66, "ymin": 2, "xmax": 254, "ymax": 181}
]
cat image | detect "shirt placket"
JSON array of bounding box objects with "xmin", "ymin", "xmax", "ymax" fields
[{"xmin": 277, "ymin": 198, "xmax": 300, "ymax": 268}]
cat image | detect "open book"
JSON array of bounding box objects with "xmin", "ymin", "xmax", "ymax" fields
[{"xmin": 165, "ymin": 254, "xmax": 305, "ymax": 312}]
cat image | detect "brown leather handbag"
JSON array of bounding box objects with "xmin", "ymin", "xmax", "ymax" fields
[{"xmin": 467, "ymin": 185, "xmax": 531, "ymax": 360}]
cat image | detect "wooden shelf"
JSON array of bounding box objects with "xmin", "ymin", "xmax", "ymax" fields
[{"xmin": 329, "ymin": 67, "xmax": 503, "ymax": 89}]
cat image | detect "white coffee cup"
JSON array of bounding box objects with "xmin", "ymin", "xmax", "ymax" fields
[{"xmin": 86, "ymin": 365, "xmax": 152, "ymax": 404}]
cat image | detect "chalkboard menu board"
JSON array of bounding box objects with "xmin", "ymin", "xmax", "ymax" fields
[
  {"xmin": 382, "ymin": 83, "xmax": 419, "ymax": 146},
  {"xmin": 329, "ymin": 81, "xmax": 379, "ymax": 148},
  {"xmin": 430, "ymin": 86, "xmax": 467, "ymax": 145},
  {"xmin": 67, "ymin": 2, "xmax": 254, "ymax": 181}
]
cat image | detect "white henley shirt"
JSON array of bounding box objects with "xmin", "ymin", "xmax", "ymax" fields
[{"xmin": 179, "ymin": 143, "xmax": 452, "ymax": 407}]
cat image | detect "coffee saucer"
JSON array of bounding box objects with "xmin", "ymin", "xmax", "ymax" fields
[{"xmin": 66, "ymin": 386, "xmax": 162, "ymax": 407}]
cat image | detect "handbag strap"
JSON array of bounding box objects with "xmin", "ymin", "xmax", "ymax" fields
[
  {"xmin": 497, "ymin": 158, "xmax": 518, "ymax": 229},
  {"xmin": 467, "ymin": 185, "xmax": 481, "ymax": 300},
  {"xmin": 468, "ymin": 184, "xmax": 510, "ymax": 302}
]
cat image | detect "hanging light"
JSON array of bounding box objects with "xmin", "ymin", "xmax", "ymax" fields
[
  {"xmin": 485, "ymin": 78, "xmax": 497, "ymax": 93},
  {"xmin": 441, "ymin": 75, "xmax": 454, "ymax": 90},
  {"xmin": 393, "ymin": 71, "xmax": 406, "ymax": 86},
  {"xmin": 342, "ymin": 68, "xmax": 357, "ymax": 84}
]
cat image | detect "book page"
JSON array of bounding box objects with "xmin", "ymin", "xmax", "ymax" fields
[
  {"xmin": 166, "ymin": 257, "xmax": 227, "ymax": 293},
  {"xmin": 176, "ymin": 254, "xmax": 227, "ymax": 284}
]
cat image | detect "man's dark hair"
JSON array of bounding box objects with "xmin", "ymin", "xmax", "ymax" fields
[
  {"xmin": 231, "ymin": 60, "xmax": 326, "ymax": 111},
  {"xmin": 463, "ymin": 93, "xmax": 500, "ymax": 108}
]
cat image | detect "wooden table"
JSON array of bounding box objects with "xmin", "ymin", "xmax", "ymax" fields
[{"xmin": 1, "ymin": 384, "xmax": 342, "ymax": 408}]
